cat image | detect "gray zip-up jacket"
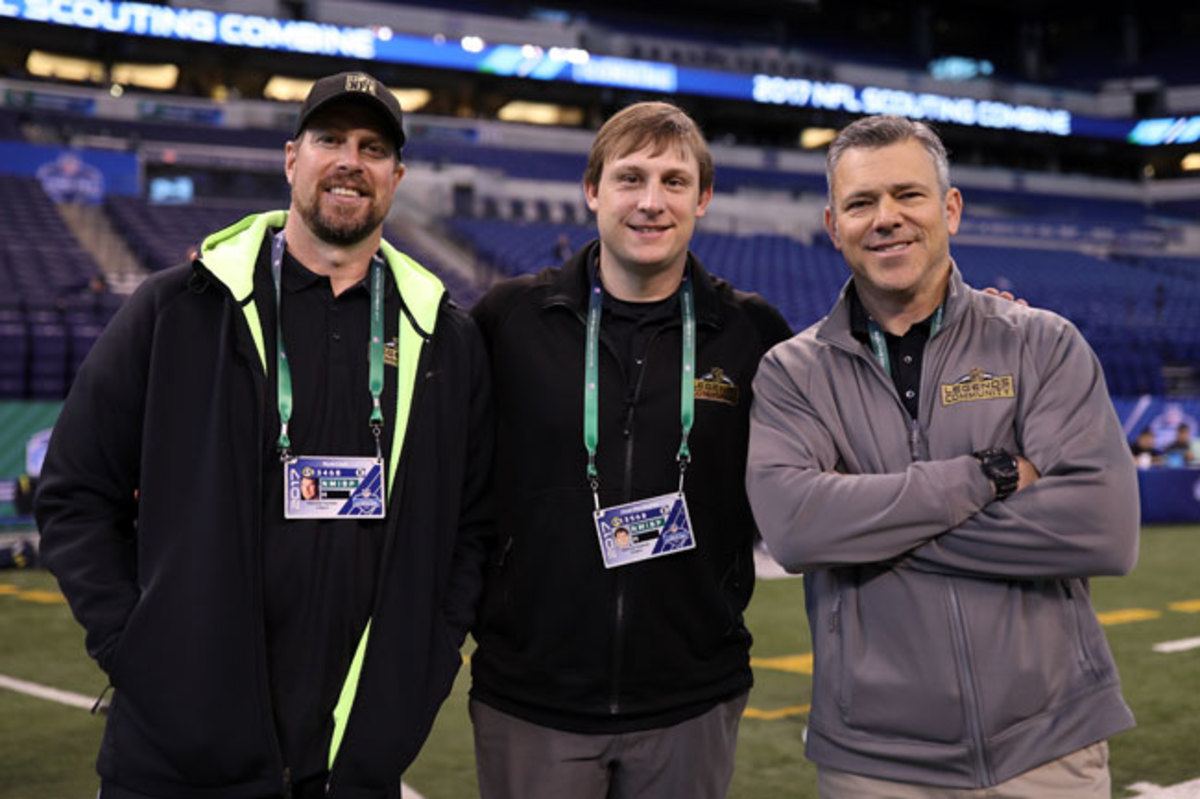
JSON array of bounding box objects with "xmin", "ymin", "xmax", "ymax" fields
[{"xmin": 746, "ymin": 263, "xmax": 1138, "ymax": 788}]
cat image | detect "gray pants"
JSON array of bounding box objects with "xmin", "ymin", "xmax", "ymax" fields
[
  {"xmin": 817, "ymin": 740, "xmax": 1111, "ymax": 799},
  {"xmin": 470, "ymin": 692, "xmax": 749, "ymax": 799}
]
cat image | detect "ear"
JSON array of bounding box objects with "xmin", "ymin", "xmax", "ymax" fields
[
  {"xmin": 284, "ymin": 140, "xmax": 298, "ymax": 187},
  {"xmin": 823, "ymin": 206, "xmax": 842, "ymax": 250},
  {"xmin": 694, "ymin": 185, "xmax": 714, "ymax": 219},
  {"xmin": 392, "ymin": 162, "xmax": 406, "ymax": 191},
  {"xmin": 584, "ymin": 179, "xmax": 600, "ymax": 213},
  {"xmin": 944, "ymin": 187, "xmax": 963, "ymax": 235}
]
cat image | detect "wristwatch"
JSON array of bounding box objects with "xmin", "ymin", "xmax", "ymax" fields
[{"xmin": 973, "ymin": 448, "xmax": 1019, "ymax": 501}]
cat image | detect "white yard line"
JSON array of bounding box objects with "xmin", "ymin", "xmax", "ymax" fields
[
  {"xmin": 0, "ymin": 672, "xmax": 427, "ymax": 799},
  {"xmin": 1153, "ymin": 636, "xmax": 1200, "ymax": 654},
  {"xmin": 0, "ymin": 672, "xmax": 96, "ymax": 710},
  {"xmin": 1127, "ymin": 778, "xmax": 1200, "ymax": 798}
]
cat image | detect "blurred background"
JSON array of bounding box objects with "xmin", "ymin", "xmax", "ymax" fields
[{"xmin": 0, "ymin": 2, "xmax": 1198, "ymax": 796}]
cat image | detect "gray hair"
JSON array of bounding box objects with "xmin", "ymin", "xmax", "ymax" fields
[{"xmin": 825, "ymin": 115, "xmax": 951, "ymax": 207}]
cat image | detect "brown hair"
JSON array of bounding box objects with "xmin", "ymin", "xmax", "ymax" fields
[
  {"xmin": 826, "ymin": 115, "xmax": 950, "ymax": 206},
  {"xmin": 584, "ymin": 102, "xmax": 714, "ymax": 193}
]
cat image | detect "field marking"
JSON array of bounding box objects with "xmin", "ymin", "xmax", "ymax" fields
[
  {"xmin": 1153, "ymin": 636, "xmax": 1200, "ymax": 654},
  {"xmin": 0, "ymin": 671, "xmax": 430, "ymax": 798},
  {"xmin": 744, "ymin": 704, "xmax": 810, "ymax": 720},
  {"xmin": 1168, "ymin": 599, "xmax": 1200, "ymax": 613},
  {"xmin": 0, "ymin": 673, "xmax": 96, "ymax": 710},
  {"xmin": 1097, "ymin": 608, "xmax": 1161, "ymax": 625},
  {"xmin": 0, "ymin": 583, "xmax": 67, "ymax": 604},
  {"xmin": 1126, "ymin": 777, "xmax": 1200, "ymax": 798},
  {"xmin": 751, "ymin": 653, "xmax": 813, "ymax": 675}
]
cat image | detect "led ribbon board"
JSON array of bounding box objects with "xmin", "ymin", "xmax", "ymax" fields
[{"xmin": 17, "ymin": 0, "xmax": 1177, "ymax": 142}]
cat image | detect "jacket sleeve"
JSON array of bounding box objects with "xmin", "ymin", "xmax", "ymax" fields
[
  {"xmin": 34, "ymin": 284, "xmax": 155, "ymax": 675},
  {"xmin": 746, "ymin": 342, "xmax": 994, "ymax": 572},
  {"xmin": 440, "ymin": 311, "xmax": 495, "ymax": 646},
  {"xmin": 900, "ymin": 320, "xmax": 1140, "ymax": 579}
]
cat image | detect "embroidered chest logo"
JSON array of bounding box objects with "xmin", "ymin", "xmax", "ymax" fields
[
  {"xmin": 384, "ymin": 337, "xmax": 399, "ymax": 368},
  {"xmin": 940, "ymin": 368, "xmax": 1015, "ymax": 406},
  {"xmin": 695, "ymin": 367, "xmax": 740, "ymax": 406}
]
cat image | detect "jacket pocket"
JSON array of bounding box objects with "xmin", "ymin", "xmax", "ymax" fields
[
  {"xmin": 1060, "ymin": 579, "xmax": 1099, "ymax": 677},
  {"xmin": 826, "ymin": 570, "xmax": 967, "ymax": 744},
  {"xmin": 962, "ymin": 578, "xmax": 1103, "ymax": 736}
]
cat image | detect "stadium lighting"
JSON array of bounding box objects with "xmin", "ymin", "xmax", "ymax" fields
[
  {"xmin": 26, "ymin": 50, "xmax": 105, "ymax": 83},
  {"xmin": 263, "ymin": 75, "xmax": 427, "ymax": 111},
  {"xmin": 1182, "ymin": 153, "xmax": 1200, "ymax": 171},
  {"xmin": 800, "ymin": 128, "xmax": 837, "ymax": 149},
  {"xmin": 461, "ymin": 36, "xmax": 486, "ymax": 53},
  {"xmin": 111, "ymin": 62, "xmax": 180, "ymax": 91},
  {"xmin": 496, "ymin": 100, "xmax": 584, "ymax": 126}
]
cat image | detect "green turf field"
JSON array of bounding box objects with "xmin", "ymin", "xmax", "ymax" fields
[{"xmin": 1, "ymin": 525, "xmax": 1197, "ymax": 798}]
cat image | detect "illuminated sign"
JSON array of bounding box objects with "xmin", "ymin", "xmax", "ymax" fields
[
  {"xmin": 1128, "ymin": 117, "xmax": 1200, "ymax": 146},
  {"xmin": 928, "ymin": 57, "xmax": 994, "ymax": 81},
  {"xmin": 751, "ymin": 75, "xmax": 1072, "ymax": 136},
  {"xmin": 0, "ymin": 0, "xmax": 375, "ymax": 58},
  {"xmin": 2, "ymin": 0, "xmax": 1163, "ymax": 144}
]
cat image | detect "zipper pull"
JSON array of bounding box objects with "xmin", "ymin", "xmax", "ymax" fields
[
  {"xmin": 90, "ymin": 683, "xmax": 112, "ymax": 715},
  {"xmin": 497, "ymin": 536, "xmax": 513, "ymax": 569},
  {"xmin": 281, "ymin": 766, "xmax": 293, "ymax": 799}
]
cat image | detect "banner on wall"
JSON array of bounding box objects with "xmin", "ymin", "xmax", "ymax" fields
[{"xmin": 0, "ymin": 141, "xmax": 138, "ymax": 202}]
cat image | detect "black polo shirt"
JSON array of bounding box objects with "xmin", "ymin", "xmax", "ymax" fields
[
  {"xmin": 253, "ymin": 238, "xmax": 400, "ymax": 786},
  {"xmin": 593, "ymin": 259, "xmax": 684, "ymax": 400},
  {"xmin": 849, "ymin": 286, "xmax": 934, "ymax": 420}
]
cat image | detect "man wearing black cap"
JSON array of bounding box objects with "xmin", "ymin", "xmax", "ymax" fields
[{"xmin": 36, "ymin": 71, "xmax": 493, "ymax": 798}]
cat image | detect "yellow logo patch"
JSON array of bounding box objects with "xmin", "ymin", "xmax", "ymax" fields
[
  {"xmin": 695, "ymin": 367, "xmax": 740, "ymax": 406},
  {"xmin": 940, "ymin": 368, "xmax": 1015, "ymax": 406}
]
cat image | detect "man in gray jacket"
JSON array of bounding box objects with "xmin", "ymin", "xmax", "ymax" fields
[{"xmin": 746, "ymin": 115, "xmax": 1138, "ymax": 797}]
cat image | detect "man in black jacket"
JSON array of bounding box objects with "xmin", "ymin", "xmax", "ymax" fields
[
  {"xmin": 35, "ymin": 71, "xmax": 492, "ymax": 799},
  {"xmin": 469, "ymin": 102, "xmax": 791, "ymax": 799}
]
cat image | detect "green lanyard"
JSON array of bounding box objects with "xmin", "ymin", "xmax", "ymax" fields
[
  {"xmin": 270, "ymin": 231, "xmax": 386, "ymax": 461},
  {"xmin": 583, "ymin": 270, "xmax": 695, "ymax": 509},
  {"xmin": 866, "ymin": 303, "xmax": 944, "ymax": 375}
]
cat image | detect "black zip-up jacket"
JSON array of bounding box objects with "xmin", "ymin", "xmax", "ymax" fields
[
  {"xmin": 35, "ymin": 212, "xmax": 493, "ymax": 798},
  {"xmin": 469, "ymin": 242, "xmax": 791, "ymax": 733}
]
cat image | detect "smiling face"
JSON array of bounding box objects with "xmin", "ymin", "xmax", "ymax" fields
[
  {"xmin": 824, "ymin": 137, "xmax": 962, "ymax": 317},
  {"xmin": 285, "ymin": 100, "xmax": 404, "ymax": 248},
  {"xmin": 585, "ymin": 142, "xmax": 712, "ymax": 295}
]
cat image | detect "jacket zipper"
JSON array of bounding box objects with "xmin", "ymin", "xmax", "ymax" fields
[
  {"xmin": 946, "ymin": 581, "xmax": 993, "ymax": 785},
  {"xmin": 607, "ymin": 317, "xmax": 665, "ymax": 716}
]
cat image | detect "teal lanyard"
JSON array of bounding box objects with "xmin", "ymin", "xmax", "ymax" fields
[
  {"xmin": 866, "ymin": 304, "xmax": 944, "ymax": 375},
  {"xmin": 270, "ymin": 231, "xmax": 386, "ymax": 461},
  {"xmin": 583, "ymin": 271, "xmax": 695, "ymax": 509}
]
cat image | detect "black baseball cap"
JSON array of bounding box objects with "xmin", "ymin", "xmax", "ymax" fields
[{"xmin": 294, "ymin": 71, "xmax": 406, "ymax": 153}]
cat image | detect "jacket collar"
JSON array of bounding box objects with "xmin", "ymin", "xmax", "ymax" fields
[
  {"xmin": 543, "ymin": 239, "xmax": 723, "ymax": 328},
  {"xmin": 819, "ymin": 259, "xmax": 968, "ymax": 351},
  {"xmin": 197, "ymin": 210, "xmax": 443, "ymax": 336}
]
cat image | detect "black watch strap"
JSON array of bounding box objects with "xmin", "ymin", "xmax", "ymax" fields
[{"xmin": 973, "ymin": 448, "xmax": 1019, "ymax": 501}]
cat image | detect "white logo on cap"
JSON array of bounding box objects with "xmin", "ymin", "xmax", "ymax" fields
[{"xmin": 345, "ymin": 74, "xmax": 377, "ymax": 95}]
